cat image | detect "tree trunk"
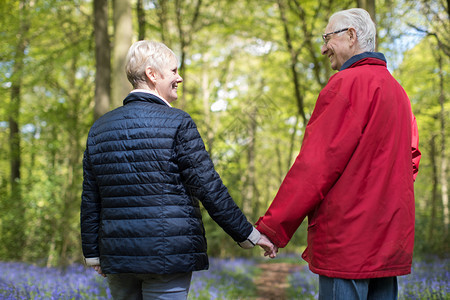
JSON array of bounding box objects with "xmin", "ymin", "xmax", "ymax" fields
[
  {"xmin": 137, "ymin": 0, "xmax": 146, "ymax": 40},
  {"xmin": 291, "ymin": 0, "xmax": 326, "ymax": 87},
  {"xmin": 154, "ymin": 0, "xmax": 170, "ymax": 45},
  {"xmin": 357, "ymin": 0, "xmax": 376, "ymax": 21},
  {"xmin": 59, "ymin": 57, "xmax": 83, "ymax": 266},
  {"xmin": 243, "ymin": 106, "xmax": 258, "ymax": 218},
  {"xmin": 277, "ymin": 0, "xmax": 306, "ymax": 126},
  {"xmin": 9, "ymin": 0, "xmax": 30, "ymax": 200},
  {"xmin": 174, "ymin": 0, "xmax": 203, "ymax": 110},
  {"xmin": 94, "ymin": 0, "xmax": 111, "ymax": 120},
  {"xmin": 7, "ymin": 0, "xmax": 30, "ymax": 260},
  {"xmin": 438, "ymin": 53, "xmax": 449, "ymax": 230},
  {"xmin": 175, "ymin": 0, "xmax": 188, "ymax": 110},
  {"xmin": 287, "ymin": 115, "xmax": 300, "ymax": 171},
  {"xmin": 201, "ymin": 56, "xmax": 213, "ymax": 153},
  {"xmin": 112, "ymin": 0, "xmax": 133, "ymax": 108},
  {"xmin": 428, "ymin": 135, "xmax": 438, "ymax": 241},
  {"xmin": 277, "ymin": 0, "xmax": 307, "ymax": 168},
  {"xmin": 357, "ymin": 0, "xmax": 377, "ymax": 51}
]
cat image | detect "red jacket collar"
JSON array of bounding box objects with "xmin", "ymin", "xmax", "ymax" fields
[{"xmin": 340, "ymin": 52, "xmax": 387, "ymax": 71}]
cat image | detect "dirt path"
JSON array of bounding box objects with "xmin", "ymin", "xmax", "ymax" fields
[{"xmin": 254, "ymin": 262, "xmax": 303, "ymax": 300}]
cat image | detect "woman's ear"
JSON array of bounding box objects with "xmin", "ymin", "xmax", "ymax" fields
[{"xmin": 145, "ymin": 67, "xmax": 158, "ymax": 84}]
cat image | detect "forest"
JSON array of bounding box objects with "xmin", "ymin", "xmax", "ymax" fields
[{"xmin": 0, "ymin": 0, "xmax": 448, "ymax": 273}]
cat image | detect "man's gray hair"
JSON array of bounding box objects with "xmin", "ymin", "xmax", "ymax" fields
[
  {"xmin": 125, "ymin": 40, "xmax": 176, "ymax": 88},
  {"xmin": 329, "ymin": 8, "xmax": 376, "ymax": 52}
]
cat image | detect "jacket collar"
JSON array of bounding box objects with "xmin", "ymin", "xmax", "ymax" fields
[
  {"xmin": 340, "ymin": 52, "xmax": 387, "ymax": 71},
  {"xmin": 123, "ymin": 92, "xmax": 170, "ymax": 107}
]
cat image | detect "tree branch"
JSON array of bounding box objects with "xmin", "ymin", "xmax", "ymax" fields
[{"xmin": 407, "ymin": 23, "xmax": 450, "ymax": 58}]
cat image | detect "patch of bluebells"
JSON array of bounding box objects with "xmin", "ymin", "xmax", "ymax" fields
[
  {"xmin": 286, "ymin": 256, "xmax": 449, "ymax": 300},
  {"xmin": 3, "ymin": 256, "xmax": 446, "ymax": 300},
  {"xmin": 188, "ymin": 257, "xmax": 258, "ymax": 300},
  {"xmin": 0, "ymin": 258, "xmax": 257, "ymax": 300},
  {"xmin": 0, "ymin": 262, "xmax": 110, "ymax": 299},
  {"xmin": 398, "ymin": 256, "xmax": 449, "ymax": 300},
  {"xmin": 286, "ymin": 265, "xmax": 318, "ymax": 300}
]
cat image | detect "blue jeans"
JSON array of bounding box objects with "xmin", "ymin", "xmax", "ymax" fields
[
  {"xmin": 319, "ymin": 276, "xmax": 398, "ymax": 300},
  {"xmin": 107, "ymin": 272, "xmax": 192, "ymax": 300}
]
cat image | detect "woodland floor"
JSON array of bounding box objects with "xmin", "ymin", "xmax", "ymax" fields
[{"xmin": 254, "ymin": 262, "xmax": 304, "ymax": 300}]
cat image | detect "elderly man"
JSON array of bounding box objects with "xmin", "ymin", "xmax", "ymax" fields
[
  {"xmin": 256, "ymin": 8, "xmax": 421, "ymax": 300},
  {"xmin": 81, "ymin": 40, "xmax": 276, "ymax": 300}
]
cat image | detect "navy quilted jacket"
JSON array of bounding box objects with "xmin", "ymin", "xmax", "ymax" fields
[{"xmin": 81, "ymin": 92, "xmax": 253, "ymax": 274}]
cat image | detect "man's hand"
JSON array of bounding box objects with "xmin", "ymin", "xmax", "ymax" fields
[
  {"xmin": 92, "ymin": 265, "xmax": 107, "ymax": 277},
  {"xmin": 257, "ymin": 234, "xmax": 278, "ymax": 258}
]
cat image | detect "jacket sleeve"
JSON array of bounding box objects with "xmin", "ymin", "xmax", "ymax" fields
[
  {"xmin": 174, "ymin": 114, "xmax": 253, "ymax": 243},
  {"xmin": 411, "ymin": 113, "xmax": 421, "ymax": 181},
  {"xmin": 256, "ymin": 88, "xmax": 363, "ymax": 248},
  {"xmin": 80, "ymin": 144, "xmax": 101, "ymax": 260}
]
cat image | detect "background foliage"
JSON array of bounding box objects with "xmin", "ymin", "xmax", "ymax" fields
[{"xmin": 0, "ymin": 0, "xmax": 448, "ymax": 267}]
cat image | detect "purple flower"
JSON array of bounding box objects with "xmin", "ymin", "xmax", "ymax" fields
[{"xmin": 0, "ymin": 262, "xmax": 110, "ymax": 299}]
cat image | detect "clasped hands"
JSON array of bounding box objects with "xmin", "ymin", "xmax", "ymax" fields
[{"xmin": 257, "ymin": 234, "xmax": 278, "ymax": 258}]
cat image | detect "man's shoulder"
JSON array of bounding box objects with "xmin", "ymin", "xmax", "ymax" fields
[
  {"xmin": 322, "ymin": 65, "xmax": 391, "ymax": 101},
  {"xmin": 330, "ymin": 62, "xmax": 387, "ymax": 84}
]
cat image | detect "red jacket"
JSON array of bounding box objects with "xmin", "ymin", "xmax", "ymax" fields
[{"xmin": 256, "ymin": 53, "xmax": 421, "ymax": 279}]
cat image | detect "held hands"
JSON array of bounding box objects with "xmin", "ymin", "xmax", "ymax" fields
[
  {"xmin": 257, "ymin": 234, "xmax": 278, "ymax": 258},
  {"xmin": 92, "ymin": 265, "xmax": 107, "ymax": 277}
]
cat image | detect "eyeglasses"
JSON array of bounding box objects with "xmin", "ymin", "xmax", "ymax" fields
[{"xmin": 322, "ymin": 28, "xmax": 349, "ymax": 45}]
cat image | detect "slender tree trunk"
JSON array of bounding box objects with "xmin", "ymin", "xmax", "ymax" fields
[
  {"xmin": 112, "ymin": 0, "xmax": 133, "ymax": 108},
  {"xmin": 201, "ymin": 57, "xmax": 213, "ymax": 153},
  {"xmin": 9, "ymin": 91, "xmax": 21, "ymax": 195},
  {"xmin": 429, "ymin": 135, "xmax": 438, "ymax": 241},
  {"xmin": 59, "ymin": 57, "xmax": 83, "ymax": 266},
  {"xmin": 60, "ymin": 144, "xmax": 81, "ymax": 266},
  {"xmin": 243, "ymin": 106, "xmax": 258, "ymax": 218},
  {"xmin": 94, "ymin": 0, "xmax": 111, "ymax": 120},
  {"xmin": 277, "ymin": 0, "xmax": 306, "ymax": 168},
  {"xmin": 174, "ymin": 0, "xmax": 203, "ymax": 110},
  {"xmin": 9, "ymin": 0, "xmax": 30, "ymax": 200},
  {"xmin": 357, "ymin": 0, "xmax": 376, "ymax": 21},
  {"xmin": 277, "ymin": 0, "xmax": 306, "ymax": 125},
  {"xmin": 291, "ymin": 0, "xmax": 326, "ymax": 87},
  {"xmin": 438, "ymin": 53, "xmax": 449, "ymax": 230},
  {"xmin": 275, "ymin": 140, "xmax": 284, "ymax": 182},
  {"xmin": 357, "ymin": 0, "xmax": 378, "ymax": 51},
  {"xmin": 155, "ymin": 0, "xmax": 170, "ymax": 45},
  {"xmin": 45, "ymin": 126, "xmax": 59, "ymax": 267},
  {"xmin": 7, "ymin": 0, "xmax": 30, "ymax": 260},
  {"xmin": 447, "ymin": 0, "xmax": 450, "ymax": 17},
  {"xmin": 137, "ymin": 0, "xmax": 146, "ymax": 40},
  {"xmin": 287, "ymin": 115, "xmax": 300, "ymax": 170},
  {"xmin": 175, "ymin": 0, "xmax": 188, "ymax": 110}
]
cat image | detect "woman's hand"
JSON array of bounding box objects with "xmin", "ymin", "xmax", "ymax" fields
[{"xmin": 92, "ymin": 265, "xmax": 107, "ymax": 277}]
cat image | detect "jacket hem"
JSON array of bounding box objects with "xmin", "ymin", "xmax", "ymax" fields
[{"xmin": 308, "ymin": 264, "xmax": 411, "ymax": 279}]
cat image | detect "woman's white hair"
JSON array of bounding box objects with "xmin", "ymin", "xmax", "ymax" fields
[
  {"xmin": 125, "ymin": 40, "xmax": 176, "ymax": 88},
  {"xmin": 329, "ymin": 8, "xmax": 376, "ymax": 52}
]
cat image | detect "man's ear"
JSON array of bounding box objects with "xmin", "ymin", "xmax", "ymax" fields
[
  {"xmin": 348, "ymin": 28, "xmax": 357, "ymax": 46},
  {"xmin": 145, "ymin": 67, "xmax": 158, "ymax": 84}
]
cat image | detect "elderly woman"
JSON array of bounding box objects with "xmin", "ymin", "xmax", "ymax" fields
[{"xmin": 81, "ymin": 40, "xmax": 276, "ymax": 300}]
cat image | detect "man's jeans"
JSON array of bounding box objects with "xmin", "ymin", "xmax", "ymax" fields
[
  {"xmin": 107, "ymin": 272, "xmax": 192, "ymax": 300},
  {"xmin": 319, "ymin": 275, "xmax": 398, "ymax": 300}
]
